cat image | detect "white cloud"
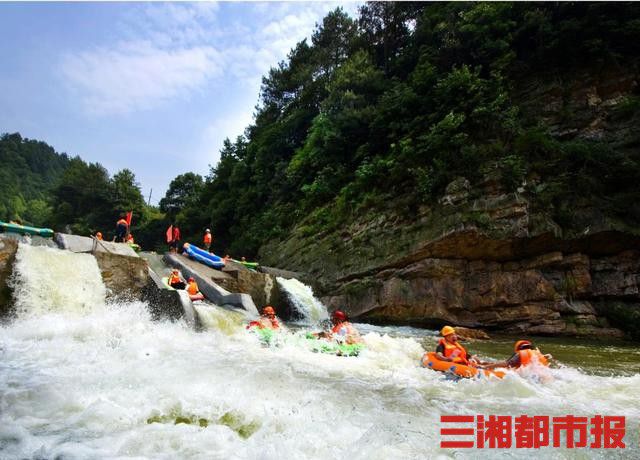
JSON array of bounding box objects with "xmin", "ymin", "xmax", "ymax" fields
[
  {"xmin": 60, "ymin": 2, "xmax": 360, "ymax": 118},
  {"xmin": 61, "ymin": 41, "xmax": 222, "ymax": 115}
]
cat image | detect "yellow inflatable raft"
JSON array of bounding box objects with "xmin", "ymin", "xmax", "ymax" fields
[{"xmin": 421, "ymin": 352, "xmax": 505, "ymax": 379}]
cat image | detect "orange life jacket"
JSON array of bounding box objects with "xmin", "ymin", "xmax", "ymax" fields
[
  {"xmin": 204, "ymin": 233, "xmax": 212, "ymax": 244},
  {"xmin": 168, "ymin": 274, "xmax": 181, "ymax": 285},
  {"xmin": 187, "ymin": 281, "xmax": 199, "ymax": 295},
  {"xmin": 331, "ymin": 321, "xmax": 355, "ymax": 335},
  {"xmin": 331, "ymin": 321, "xmax": 362, "ymax": 344},
  {"xmin": 438, "ymin": 338, "xmax": 469, "ymax": 365},
  {"xmin": 518, "ymin": 349, "xmax": 549, "ymax": 367},
  {"xmin": 248, "ymin": 316, "xmax": 279, "ymax": 330}
]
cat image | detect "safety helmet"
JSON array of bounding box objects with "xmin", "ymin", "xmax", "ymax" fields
[
  {"xmin": 514, "ymin": 340, "xmax": 532, "ymax": 352},
  {"xmin": 441, "ymin": 326, "xmax": 456, "ymax": 337},
  {"xmin": 206, "ymin": 228, "xmax": 211, "ymax": 232},
  {"xmin": 331, "ymin": 310, "xmax": 347, "ymax": 322},
  {"xmin": 188, "ymin": 277, "xmax": 195, "ymax": 282},
  {"xmin": 262, "ymin": 306, "xmax": 275, "ymax": 316}
]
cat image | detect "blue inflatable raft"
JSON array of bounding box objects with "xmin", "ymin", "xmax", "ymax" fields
[{"xmin": 182, "ymin": 242, "xmax": 225, "ymax": 269}]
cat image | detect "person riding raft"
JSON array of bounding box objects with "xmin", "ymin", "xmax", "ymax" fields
[
  {"xmin": 186, "ymin": 276, "xmax": 204, "ymax": 301},
  {"xmin": 435, "ymin": 326, "xmax": 491, "ymax": 367},
  {"xmin": 328, "ymin": 310, "xmax": 363, "ymax": 345},
  {"xmin": 247, "ymin": 306, "xmax": 281, "ymax": 330},
  {"xmin": 483, "ymin": 340, "xmax": 552, "ymax": 370},
  {"xmin": 168, "ymin": 269, "xmax": 186, "ymax": 290}
]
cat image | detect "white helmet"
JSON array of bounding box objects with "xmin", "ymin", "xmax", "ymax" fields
[{"xmin": 205, "ymin": 228, "xmax": 211, "ymax": 232}]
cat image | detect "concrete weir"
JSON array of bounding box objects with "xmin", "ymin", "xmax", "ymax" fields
[
  {"xmin": 163, "ymin": 253, "xmax": 259, "ymax": 317},
  {"xmin": 54, "ymin": 233, "xmax": 200, "ymax": 325}
]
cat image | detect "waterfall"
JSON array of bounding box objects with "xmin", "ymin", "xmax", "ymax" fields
[
  {"xmin": 276, "ymin": 277, "xmax": 329, "ymax": 324},
  {"xmin": 10, "ymin": 243, "xmax": 106, "ymax": 316}
]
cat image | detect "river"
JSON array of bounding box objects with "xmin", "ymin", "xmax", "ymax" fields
[{"xmin": 1, "ymin": 244, "xmax": 639, "ymax": 459}]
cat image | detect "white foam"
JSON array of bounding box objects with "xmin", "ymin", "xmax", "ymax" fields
[
  {"xmin": 276, "ymin": 277, "xmax": 329, "ymax": 324},
  {"xmin": 10, "ymin": 243, "xmax": 106, "ymax": 317}
]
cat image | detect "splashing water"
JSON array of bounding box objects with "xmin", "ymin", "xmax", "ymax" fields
[
  {"xmin": 10, "ymin": 243, "xmax": 106, "ymax": 317},
  {"xmin": 276, "ymin": 277, "xmax": 329, "ymax": 324},
  {"xmin": 1, "ymin": 247, "xmax": 639, "ymax": 458}
]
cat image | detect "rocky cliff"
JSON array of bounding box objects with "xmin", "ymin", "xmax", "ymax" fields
[{"xmin": 259, "ymin": 66, "xmax": 640, "ymax": 339}]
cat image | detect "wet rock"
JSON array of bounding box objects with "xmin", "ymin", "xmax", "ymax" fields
[{"xmin": 0, "ymin": 237, "xmax": 18, "ymax": 316}]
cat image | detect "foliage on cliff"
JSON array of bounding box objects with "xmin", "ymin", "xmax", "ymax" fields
[{"xmin": 168, "ymin": 2, "xmax": 640, "ymax": 257}]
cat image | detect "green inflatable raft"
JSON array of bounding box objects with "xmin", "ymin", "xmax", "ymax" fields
[
  {"xmin": 304, "ymin": 333, "xmax": 365, "ymax": 357},
  {"xmin": 233, "ymin": 259, "xmax": 259, "ymax": 270},
  {"xmin": 0, "ymin": 221, "xmax": 54, "ymax": 238}
]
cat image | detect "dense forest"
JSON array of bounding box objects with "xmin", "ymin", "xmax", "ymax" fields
[
  {"xmin": 0, "ymin": 132, "xmax": 165, "ymax": 250},
  {"xmin": 2, "ymin": 2, "xmax": 639, "ymax": 257},
  {"xmin": 173, "ymin": 2, "xmax": 640, "ymax": 257}
]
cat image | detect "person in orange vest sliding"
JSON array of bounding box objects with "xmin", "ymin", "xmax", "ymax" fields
[
  {"xmin": 185, "ymin": 276, "xmax": 205, "ymax": 301},
  {"xmin": 203, "ymin": 229, "xmax": 213, "ymax": 252},
  {"xmin": 115, "ymin": 215, "xmax": 129, "ymax": 242},
  {"xmin": 167, "ymin": 269, "xmax": 186, "ymax": 290},
  {"xmin": 435, "ymin": 326, "xmax": 487, "ymax": 366},
  {"xmin": 483, "ymin": 340, "xmax": 552, "ymax": 370},
  {"xmin": 247, "ymin": 306, "xmax": 281, "ymax": 330},
  {"xmin": 327, "ymin": 310, "xmax": 363, "ymax": 345}
]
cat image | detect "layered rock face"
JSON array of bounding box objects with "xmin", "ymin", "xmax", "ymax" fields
[{"xmin": 260, "ymin": 67, "xmax": 640, "ymax": 339}]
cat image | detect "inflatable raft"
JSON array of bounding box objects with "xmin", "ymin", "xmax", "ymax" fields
[
  {"xmin": 183, "ymin": 243, "xmax": 225, "ymax": 269},
  {"xmin": 128, "ymin": 243, "xmax": 141, "ymax": 252},
  {"xmin": 233, "ymin": 259, "xmax": 259, "ymax": 270},
  {"xmin": 305, "ymin": 334, "xmax": 365, "ymax": 357},
  {"xmin": 0, "ymin": 221, "xmax": 54, "ymax": 238},
  {"xmin": 161, "ymin": 276, "xmax": 204, "ymax": 301},
  {"xmin": 421, "ymin": 352, "xmax": 505, "ymax": 379}
]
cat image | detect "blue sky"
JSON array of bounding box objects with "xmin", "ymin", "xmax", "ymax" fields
[{"xmin": 0, "ymin": 1, "xmax": 358, "ymax": 204}]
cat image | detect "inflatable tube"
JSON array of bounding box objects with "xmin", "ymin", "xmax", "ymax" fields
[
  {"xmin": 232, "ymin": 259, "xmax": 259, "ymax": 270},
  {"xmin": 305, "ymin": 335, "xmax": 365, "ymax": 357},
  {"xmin": 161, "ymin": 277, "xmax": 175, "ymax": 290},
  {"xmin": 0, "ymin": 221, "xmax": 54, "ymax": 238},
  {"xmin": 247, "ymin": 325, "xmax": 277, "ymax": 345},
  {"xmin": 421, "ymin": 352, "xmax": 505, "ymax": 379},
  {"xmin": 183, "ymin": 243, "xmax": 225, "ymax": 269}
]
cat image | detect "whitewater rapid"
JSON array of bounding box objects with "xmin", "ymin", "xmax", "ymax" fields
[{"xmin": 1, "ymin": 245, "xmax": 639, "ymax": 458}]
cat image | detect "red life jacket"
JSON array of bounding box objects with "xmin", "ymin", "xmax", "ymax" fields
[
  {"xmin": 438, "ymin": 338, "xmax": 469, "ymax": 365},
  {"xmin": 204, "ymin": 233, "xmax": 212, "ymax": 244},
  {"xmin": 518, "ymin": 349, "xmax": 549, "ymax": 367},
  {"xmin": 168, "ymin": 274, "xmax": 181, "ymax": 285}
]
